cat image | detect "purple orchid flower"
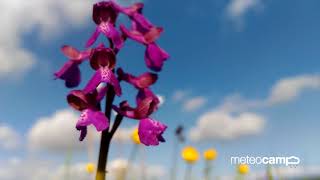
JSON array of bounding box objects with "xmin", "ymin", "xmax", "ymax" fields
[
  {"xmin": 67, "ymin": 90, "xmax": 108, "ymax": 141},
  {"xmin": 76, "ymin": 108, "xmax": 109, "ymax": 141},
  {"xmin": 120, "ymin": 22, "xmax": 169, "ymax": 72},
  {"xmin": 54, "ymin": 46, "xmax": 92, "ymax": 88},
  {"xmin": 145, "ymin": 43, "xmax": 170, "ymax": 72},
  {"xmin": 138, "ymin": 118, "xmax": 167, "ymax": 146},
  {"xmin": 119, "ymin": 2, "xmax": 154, "ymax": 30},
  {"xmin": 86, "ymin": 1, "xmax": 123, "ymax": 49},
  {"xmin": 113, "ymin": 88, "xmax": 159, "ymax": 119},
  {"xmin": 67, "ymin": 90, "xmax": 99, "ymax": 111},
  {"xmin": 117, "ymin": 68, "xmax": 158, "ymax": 89},
  {"xmin": 83, "ymin": 66, "xmax": 122, "ymax": 99}
]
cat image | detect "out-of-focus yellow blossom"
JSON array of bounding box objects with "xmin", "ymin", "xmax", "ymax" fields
[
  {"xmin": 131, "ymin": 128, "xmax": 140, "ymax": 145},
  {"xmin": 86, "ymin": 163, "xmax": 95, "ymax": 174},
  {"xmin": 238, "ymin": 164, "xmax": 249, "ymax": 175},
  {"xmin": 203, "ymin": 148, "xmax": 218, "ymax": 161},
  {"xmin": 181, "ymin": 146, "xmax": 199, "ymax": 164}
]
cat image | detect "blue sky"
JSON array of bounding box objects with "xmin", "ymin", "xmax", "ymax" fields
[{"xmin": 1, "ymin": 0, "xmax": 320, "ymax": 179}]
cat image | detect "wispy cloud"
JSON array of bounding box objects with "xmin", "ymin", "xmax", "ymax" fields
[
  {"xmin": 27, "ymin": 109, "xmax": 88, "ymax": 153},
  {"xmin": 220, "ymin": 166, "xmax": 320, "ymax": 180},
  {"xmin": 189, "ymin": 74, "xmax": 320, "ymax": 142},
  {"xmin": 183, "ymin": 96, "xmax": 207, "ymax": 112},
  {"xmin": 112, "ymin": 126, "xmax": 136, "ymax": 144},
  {"xmin": 0, "ymin": 0, "xmax": 94, "ymax": 78},
  {"xmin": 217, "ymin": 74, "xmax": 320, "ymax": 113},
  {"xmin": 190, "ymin": 111, "xmax": 265, "ymax": 141},
  {"xmin": 109, "ymin": 158, "xmax": 166, "ymax": 179},
  {"xmin": 0, "ymin": 0, "xmax": 141, "ymax": 79},
  {"xmin": 0, "ymin": 157, "xmax": 165, "ymax": 180},
  {"xmin": 0, "ymin": 124, "xmax": 20, "ymax": 150},
  {"xmin": 226, "ymin": 0, "xmax": 263, "ymax": 28},
  {"xmin": 172, "ymin": 90, "xmax": 190, "ymax": 102},
  {"xmin": 267, "ymin": 74, "xmax": 320, "ymax": 105},
  {"xmin": 157, "ymin": 94, "xmax": 166, "ymax": 106}
]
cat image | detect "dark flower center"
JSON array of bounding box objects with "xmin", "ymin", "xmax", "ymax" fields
[
  {"xmin": 93, "ymin": 2, "xmax": 118, "ymax": 25},
  {"xmin": 90, "ymin": 48, "xmax": 116, "ymax": 70}
]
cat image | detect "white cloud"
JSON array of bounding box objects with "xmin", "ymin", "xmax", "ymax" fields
[
  {"xmin": 0, "ymin": 157, "xmax": 54, "ymax": 180},
  {"xmin": 215, "ymin": 94, "xmax": 261, "ymax": 113},
  {"xmin": 0, "ymin": 0, "xmax": 145, "ymax": 78},
  {"xmin": 112, "ymin": 126, "xmax": 136, "ymax": 144},
  {"xmin": 157, "ymin": 94, "xmax": 165, "ymax": 106},
  {"xmin": 172, "ymin": 90, "xmax": 189, "ymax": 102},
  {"xmin": 183, "ymin": 96, "xmax": 207, "ymax": 112},
  {"xmin": 0, "ymin": 0, "xmax": 94, "ymax": 78},
  {"xmin": 0, "ymin": 157, "xmax": 165, "ymax": 180},
  {"xmin": 267, "ymin": 75, "xmax": 320, "ymax": 105},
  {"xmin": 226, "ymin": 0, "xmax": 262, "ymax": 28},
  {"xmin": 0, "ymin": 124, "xmax": 20, "ymax": 150},
  {"xmin": 0, "ymin": 0, "xmax": 143, "ymax": 78},
  {"xmin": 109, "ymin": 158, "xmax": 166, "ymax": 179},
  {"xmin": 220, "ymin": 166, "xmax": 320, "ymax": 180},
  {"xmin": 55, "ymin": 162, "xmax": 93, "ymax": 180},
  {"xmin": 0, "ymin": 47, "xmax": 36, "ymax": 78},
  {"xmin": 189, "ymin": 74, "xmax": 320, "ymax": 142},
  {"xmin": 0, "ymin": 157, "xmax": 91, "ymax": 180},
  {"xmin": 27, "ymin": 109, "xmax": 93, "ymax": 153},
  {"xmin": 216, "ymin": 74, "xmax": 320, "ymax": 113},
  {"xmin": 27, "ymin": 108, "xmax": 142, "ymax": 152},
  {"xmin": 190, "ymin": 111, "xmax": 265, "ymax": 142}
]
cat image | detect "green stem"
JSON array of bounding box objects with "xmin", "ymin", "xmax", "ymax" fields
[
  {"xmin": 204, "ymin": 161, "xmax": 212, "ymax": 180},
  {"xmin": 170, "ymin": 138, "xmax": 179, "ymax": 180},
  {"xmin": 184, "ymin": 164, "xmax": 192, "ymax": 180},
  {"xmin": 123, "ymin": 144, "xmax": 138, "ymax": 180},
  {"xmin": 96, "ymin": 87, "xmax": 124, "ymax": 180}
]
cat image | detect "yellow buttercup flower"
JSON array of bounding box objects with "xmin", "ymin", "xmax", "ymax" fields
[
  {"xmin": 238, "ymin": 164, "xmax": 249, "ymax": 175},
  {"xmin": 203, "ymin": 148, "xmax": 218, "ymax": 161},
  {"xmin": 181, "ymin": 146, "xmax": 199, "ymax": 164},
  {"xmin": 131, "ymin": 128, "xmax": 141, "ymax": 145},
  {"xmin": 86, "ymin": 163, "xmax": 95, "ymax": 174}
]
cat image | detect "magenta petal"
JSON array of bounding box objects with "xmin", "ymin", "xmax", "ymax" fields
[
  {"xmin": 99, "ymin": 22, "xmax": 123, "ymax": 49},
  {"xmin": 120, "ymin": 25, "xmax": 146, "ymax": 44},
  {"xmin": 61, "ymin": 45, "xmax": 81, "ymax": 59},
  {"xmin": 84, "ymin": 67, "xmax": 121, "ymax": 96},
  {"xmin": 67, "ymin": 90, "xmax": 91, "ymax": 111},
  {"xmin": 145, "ymin": 43, "xmax": 169, "ymax": 72},
  {"xmin": 86, "ymin": 27, "xmax": 101, "ymax": 48},
  {"xmin": 76, "ymin": 109, "xmax": 109, "ymax": 132},
  {"xmin": 99, "ymin": 67, "xmax": 122, "ymax": 96},
  {"xmin": 112, "ymin": 104, "xmax": 136, "ymax": 119},
  {"xmin": 136, "ymin": 88, "xmax": 159, "ymax": 106},
  {"xmin": 54, "ymin": 60, "xmax": 81, "ymax": 88},
  {"xmin": 117, "ymin": 68, "xmax": 157, "ymax": 89},
  {"xmin": 138, "ymin": 118, "xmax": 167, "ymax": 146},
  {"xmin": 131, "ymin": 13, "xmax": 153, "ymax": 30},
  {"xmin": 83, "ymin": 69, "xmax": 102, "ymax": 94},
  {"xmin": 121, "ymin": 2, "xmax": 144, "ymax": 16},
  {"xmin": 76, "ymin": 126, "xmax": 87, "ymax": 141},
  {"xmin": 112, "ymin": 89, "xmax": 159, "ymax": 120}
]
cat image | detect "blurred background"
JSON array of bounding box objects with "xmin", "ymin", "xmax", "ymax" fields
[{"xmin": 1, "ymin": 0, "xmax": 320, "ymax": 179}]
